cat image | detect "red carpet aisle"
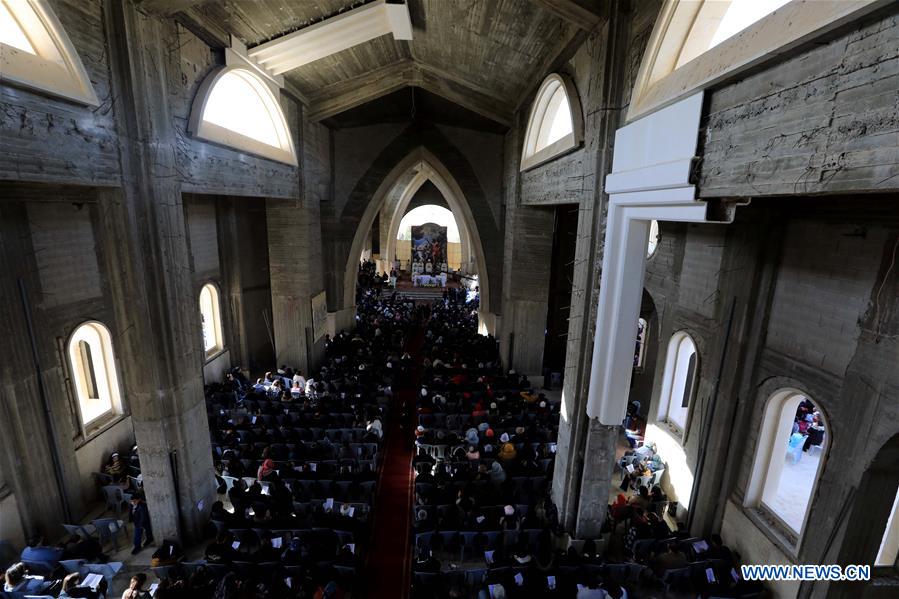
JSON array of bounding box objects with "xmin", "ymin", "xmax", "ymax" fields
[{"xmin": 362, "ymin": 327, "xmax": 424, "ymax": 598}]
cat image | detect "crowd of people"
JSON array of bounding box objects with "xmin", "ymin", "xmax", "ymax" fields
[
  {"xmin": 1, "ymin": 266, "xmax": 762, "ymax": 599},
  {"xmin": 139, "ymin": 279, "xmax": 426, "ymax": 598}
]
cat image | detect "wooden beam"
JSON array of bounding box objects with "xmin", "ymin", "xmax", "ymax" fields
[
  {"xmin": 173, "ymin": 6, "xmax": 230, "ymax": 48},
  {"xmin": 305, "ymin": 59, "xmax": 514, "ymax": 126},
  {"xmin": 411, "ymin": 63, "xmax": 513, "ymax": 126},
  {"xmin": 533, "ymin": 0, "xmax": 604, "ymax": 30},
  {"xmin": 248, "ymin": 0, "xmax": 413, "ymax": 76},
  {"xmin": 136, "ymin": 0, "xmax": 208, "ymax": 16},
  {"xmin": 306, "ymin": 60, "xmax": 415, "ymax": 122},
  {"xmin": 516, "ymin": 23, "xmax": 589, "ymax": 113}
]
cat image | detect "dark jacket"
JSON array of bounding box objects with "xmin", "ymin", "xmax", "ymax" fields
[{"xmin": 131, "ymin": 502, "xmax": 151, "ymax": 528}]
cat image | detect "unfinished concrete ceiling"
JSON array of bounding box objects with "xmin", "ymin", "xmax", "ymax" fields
[{"xmin": 153, "ymin": 0, "xmax": 598, "ymax": 127}]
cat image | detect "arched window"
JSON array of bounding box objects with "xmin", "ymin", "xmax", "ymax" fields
[
  {"xmin": 0, "ymin": 0, "xmax": 98, "ymax": 105},
  {"xmin": 877, "ymin": 489, "xmax": 899, "ymax": 566},
  {"xmin": 634, "ymin": 317, "xmax": 648, "ymax": 369},
  {"xmin": 189, "ymin": 67, "xmax": 297, "ymax": 165},
  {"xmin": 647, "ymin": 220, "xmax": 660, "ymax": 258},
  {"xmin": 628, "ymin": 0, "xmax": 880, "ymax": 120},
  {"xmin": 199, "ymin": 283, "xmax": 224, "ymax": 357},
  {"xmin": 68, "ymin": 322, "xmax": 122, "ymax": 428},
  {"xmin": 658, "ymin": 332, "xmax": 698, "ymax": 432},
  {"xmin": 746, "ymin": 390, "xmax": 828, "ymax": 539},
  {"xmin": 520, "ymin": 73, "xmax": 583, "ymax": 171}
]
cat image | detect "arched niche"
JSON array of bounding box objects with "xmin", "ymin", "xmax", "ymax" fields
[
  {"xmin": 744, "ymin": 388, "xmax": 829, "ymax": 545},
  {"xmin": 341, "ymin": 147, "xmax": 493, "ymax": 323},
  {"xmin": 383, "ymin": 161, "xmax": 473, "ymax": 274},
  {"xmin": 834, "ymin": 434, "xmax": 899, "ymax": 597}
]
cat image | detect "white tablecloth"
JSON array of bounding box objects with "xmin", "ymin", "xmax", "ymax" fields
[{"xmin": 413, "ymin": 274, "xmax": 447, "ymax": 287}]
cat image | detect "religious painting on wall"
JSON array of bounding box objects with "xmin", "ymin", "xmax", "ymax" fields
[
  {"xmin": 311, "ymin": 290, "xmax": 328, "ymax": 342},
  {"xmin": 411, "ymin": 222, "xmax": 448, "ymax": 273}
]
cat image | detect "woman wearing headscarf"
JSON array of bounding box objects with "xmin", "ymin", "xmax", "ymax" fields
[{"xmin": 257, "ymin": 458, "xmax": 278, "ymax": 482}]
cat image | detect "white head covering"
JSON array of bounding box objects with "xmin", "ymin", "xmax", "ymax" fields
[{"xmin": 500, "ymin": 433, "xmax": 510, "ymax": 443}]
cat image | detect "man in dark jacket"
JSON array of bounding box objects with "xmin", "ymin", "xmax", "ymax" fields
[{"xmin": 129, "ymin": 493, "xmax": 154, "ymax": 554}]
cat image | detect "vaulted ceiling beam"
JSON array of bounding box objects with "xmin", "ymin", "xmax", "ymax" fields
[
  {"xmin": 136, "ymin": 0, "xmax": 208, "ymax": 16},
  {"xmin": 248, "ymin": 0, "xmax": 413, "ymax": 76},
  {"xmin": 411, "ymin": 63, "xmax": 513, "ymax": 127},
  {"xmin": 532, "ymin": 0, "xmax": 604, "ymax": 31},
  {"xmin": 305, "ymin": 60, "xmax": 514, "ymax": 126},
  {"xmin": 306, "ymin": 60, "xmax": 414, "ymax": 122}
]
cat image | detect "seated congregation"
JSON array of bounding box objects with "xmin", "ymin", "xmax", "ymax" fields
[{"xmin": 4, "ymin": 276, "xmax": 761, "ymax": 599}]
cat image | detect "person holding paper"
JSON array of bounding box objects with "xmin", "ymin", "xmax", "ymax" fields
[
  {"xmin": 205, "ymin": 532, "xmax": 237, "ymax": 564},
  {"xmin": 121, "ymin": 573, "xmax": 150, "ymax": 599}
]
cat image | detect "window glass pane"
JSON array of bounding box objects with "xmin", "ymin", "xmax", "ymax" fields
[
  {"xmin": 200, "ymin": 285, "xmax": 219, "ymax": 352},
  {"xmin": 647, "ymin": 220, "xmax": 660, "ymax": 257},
  {"xmin": 0, "ymin": 1, "xmax": 35, "ymax": 54},
  {"xmin": 544, "ymin": 88, "xmax": 572, "ymax": 147},
  {"xmin": 69, "ymin": 323, "xmax": 117, "ymax": 426},
  {"xmin": 634, "ymin": 318, "xmax": 647, "ymax": 368},
  {"xmin": 666, "ymin": 335, "xmax": 696, "ymax": 429},
  {"xmin": 203, "ymin": 71, "xmax": 280, "ymax": 148},
  {"xmin": 77, "ymin": 340, "xmax": 98, "ymax": 399},
  {"xmin": 708, "ymin": 0, "xmax": 792, "ymax": 49}
]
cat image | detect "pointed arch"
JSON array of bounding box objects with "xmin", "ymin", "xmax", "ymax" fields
[
  {"xmin": 0, "ymin": 0, "xmax": 98, "ymax": 105},
  {"xmin": 189, "ymin": 66, "xmax": 297, "ymax": 165},
  {"xmin": 342, "ymin": 147, "xmax": 492, "ymax": 317},
  {"xmin": 520, "ymin": 73, "xmax": 583, "ymax": 171},
  {"xmin": 628, "ymin": 0, "xmax": 884, "ymax": 121},
  {"xmin": 383, "ymin": 161, "xmax": 473, "ymax": 273}
]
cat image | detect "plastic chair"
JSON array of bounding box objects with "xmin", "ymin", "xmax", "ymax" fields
[
  {"xmin": 91, "ymin": 518, "xmax": 127, "ymax": 552},
  {"xmin": 62, "ymin": 523, "xmax": 96, "ymax": 540},
  {"xmin": 101, "ymin": 485, "xmax": 128, "ymax": 515},
  {"xmin": 59, "ymin": 559, "xmax": 86, "ymax": 574}
]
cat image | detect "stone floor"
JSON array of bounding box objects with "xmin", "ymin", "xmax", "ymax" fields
[{"xmin": 764, "ymin": 447, "xmax": 822, "ymax": 533}]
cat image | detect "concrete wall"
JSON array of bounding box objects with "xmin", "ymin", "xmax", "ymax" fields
[
  {"xmin": 698, "ymin": 8, "xmax": 899, "ymax": 198},
  {"xmin": 0, "ymin": 0, "xmax": 320, "ymax": 545},
  {"xmin": 634, "ymin": 200, "xmax": 899, "ymax": 598},
  {"xmin": 325, "ymin": 121, "xmax": 505, "ymax": 315}
]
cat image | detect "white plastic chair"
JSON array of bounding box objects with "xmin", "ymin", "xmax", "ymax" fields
[{"xmin": 91, "ymin": 518, "xmax": 127, "ymax": 552}]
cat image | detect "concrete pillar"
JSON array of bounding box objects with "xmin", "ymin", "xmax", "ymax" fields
[
  {"xmin": 102, "ymin": 2, "xmax": 215, "ymax": 543},
  {"xmin": 267, "ymin": 199, "xmax": 314, "ymax": 373},
  {"xmin": 551, "ymin": 2, "xmax": 629, "ymax": 537},
  {"xmin": 574, "ymin": 423, "xmax": 619, "ymax": 537},
  {"xmin": 499, "ymin": 117, "xmax": 554, "ymax": 378},
  {"xmin": 217, "ymin": 199, "xmax": 249, "ymax": 371}
]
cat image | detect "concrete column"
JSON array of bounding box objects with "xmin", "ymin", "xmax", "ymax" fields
[
  {"xmin": 103, "ymin": 2, "xmax": 215, "ymax": 543},
  {"xmin": 551, "ymin": 2, "xmax": 629, "ymax": 536},
  {"xmin": 217, "ymin": 200, "xmax": 249, "ymax": 371},
  {"xmin": 499, "ymin": 117, "xmax": 554, "ymax": 378},
  {"xmin": 574, "ymin": 423, "xmax": 619, "ymax": 537},
  {"xmin": 267, "ymin": 199, "xmax": 314, "ymax": 373}
]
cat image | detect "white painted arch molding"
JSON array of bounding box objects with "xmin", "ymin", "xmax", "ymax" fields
[{"xmin": 587, "ymin": 92, "xmax": 739, "ymax": 425}]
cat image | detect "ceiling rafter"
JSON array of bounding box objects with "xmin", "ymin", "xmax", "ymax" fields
[
  {"xmin": 532, "ymin": 0, "xmax": 605, "ymax": 31},
  {"xmin": 247, "ymin": 0, "xmax": 412, "ymax": 76},
  {"xmin": 305, "ymin": 59, "xmax": 514, "ymax": 126},
  {"xmin": 136, "ymin": 0, "xmax": 208, "ymax": 16}
]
